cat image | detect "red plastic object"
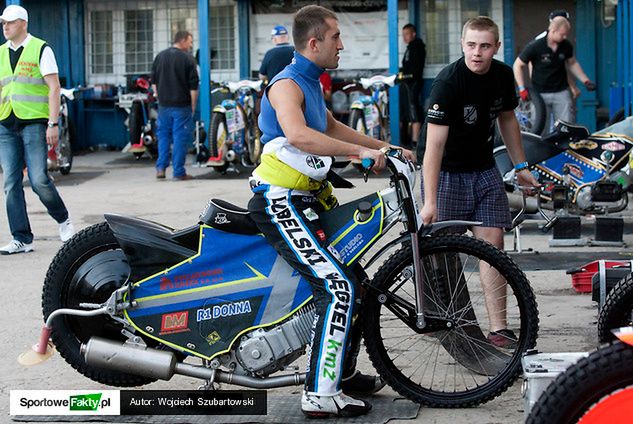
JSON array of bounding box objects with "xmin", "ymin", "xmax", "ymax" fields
[{"xmin": 568, "ymin": 260, "xmax": 633, "ymax": 293}]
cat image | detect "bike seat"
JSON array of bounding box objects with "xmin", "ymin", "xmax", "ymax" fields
[
  {"xmin": 199, "ymin": 199, "xmax": 260, "ymax": 235},
  {"xmin": 542, "ymin": 120, "xmax": 590, "ymax": 146}
]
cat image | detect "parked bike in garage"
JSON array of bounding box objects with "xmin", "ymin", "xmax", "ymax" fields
[
  {"xmin": 206, "ymin": 79, "xmax": 263, "ymax": 173},
  {"xmin": 494, "ymin": 119, "xmax": 633, "ymax": 217},
  {"xmin": 117, "ymin": 76, "xmax": 158, "ymax": 160}
]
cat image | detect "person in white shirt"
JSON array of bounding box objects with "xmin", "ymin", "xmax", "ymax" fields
[{"xmin": 0, "ymin": 5, "xmax": 74, "ymax": 255}]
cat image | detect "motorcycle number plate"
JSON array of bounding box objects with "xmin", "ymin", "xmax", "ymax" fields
[
  {"xmin": 363, "ymin": 105, "xmax": 379, "ymax": 130},
  {"xmin": 226, "ymin": 108, "xmax": 245, "ymax": 134}
]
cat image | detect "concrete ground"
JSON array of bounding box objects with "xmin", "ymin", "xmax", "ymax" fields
[{"xmin": 2, "ymin": 151, "xmax": 631, "ymax": 424}]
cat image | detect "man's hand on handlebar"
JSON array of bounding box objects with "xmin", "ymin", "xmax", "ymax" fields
[
  {"xmin": 359, "ymin": 148, "xmax": 386, "ymax": 172},
  {"xmin": 516, "ymin": 168, "xmax": 540, "ymax": 195}
]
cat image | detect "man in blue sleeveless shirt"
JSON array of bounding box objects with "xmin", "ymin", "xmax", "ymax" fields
[{"xmin": 248, "ymin": 5, "xmax": 413, "ymax": 418}]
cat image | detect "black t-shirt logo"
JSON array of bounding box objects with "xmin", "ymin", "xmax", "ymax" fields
[
  {"xmin": 463, "ymin": 105, "xmax": 477, "ymax": 125},
  {"xmin": 540, "ymin": 53, "xmax": 552, "ymax": 64}
]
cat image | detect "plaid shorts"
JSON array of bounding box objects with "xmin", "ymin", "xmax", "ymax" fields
[{"xmin": 423, "ymin": 167, "xmax": 512, "ymax": 231}]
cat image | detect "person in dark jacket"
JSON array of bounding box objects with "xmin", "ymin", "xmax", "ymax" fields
[
  {"xmin": 151, "ymin": 31, "xmax": 199, "ymax": 180},
  {"xmin": 399, "ymin": 23, "xmax": 426, "ymax": 149}
]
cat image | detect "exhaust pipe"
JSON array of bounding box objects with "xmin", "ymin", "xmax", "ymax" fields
[
  {"xmin": 82, "ymin": 337, "xmax": 305, "ymax": 388},
  {"xmin": 225, "ymin": 150, "xmax": 236, "ymax": 162},
  {"xmin": 82, "ymin": 337, "xmax": 177, "ymax": 380}
]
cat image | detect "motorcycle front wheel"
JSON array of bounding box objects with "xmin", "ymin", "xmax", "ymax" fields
[
  {"xmin": 363, "ymin": 234, "xmax": 538, "ymax": 407},
  {"xmin": 41, "ymin": 222, "xmax": 157, "ymax": 387},
  {"xmin": 598, "ymin": 273, "xmax": 633, "ymax": 343},
  {"xmin": 526, "ymin": 341, "xmax": 633, "ymax": 424},
  {"xmin": 209, "ymin": 112, "xmax": 229, "ymax": 173}
]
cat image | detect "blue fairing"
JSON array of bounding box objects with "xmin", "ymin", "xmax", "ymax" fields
[{"xmin": 125, "ymin": 227, "xmax": 314, "ymax": 360}]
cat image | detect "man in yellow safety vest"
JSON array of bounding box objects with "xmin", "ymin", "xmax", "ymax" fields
[{"xmin": 0, "ymin": 5, "xmax": 74, "ymax": 255}]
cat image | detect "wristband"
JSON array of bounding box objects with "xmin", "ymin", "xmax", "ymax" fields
[
  {"xmin": 514, "ymin": 161, "xmax": 529, "ymax": 171},
  {"xmin": 517, "ymin": 85, "xmax": 525, "ymax": 91}
]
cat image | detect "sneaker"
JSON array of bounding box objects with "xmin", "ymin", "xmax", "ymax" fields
[
  {"xmin": 156, "ymin": 169, "xmax": 166, "ymax": 179},
  {"xmin": 341, "ymin": 371, "xmax": 386, "ymax": 395},
  {"xmin": 488, "ymin": 329, "xmax": 518, "ymax": 349},
  {"xmin": 301, "ymin": 391, "xmax": 371, "ymax": 419},
  {"xmin": 58, "ymin": 218, "xmax": 75, "ymax": 242},
  {"xmin": 0, "ymin": 239, "xmax": 34, "ymax": 255}
]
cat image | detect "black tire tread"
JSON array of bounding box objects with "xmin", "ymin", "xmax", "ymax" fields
[
  {"xmin": 363, "ymin": 234, "xmax": 539, "ymax": 407},
  {"xmin": 348, "ymin": 109, "xmax": 366, "ymax": 134},
  {"xmin": 526, "ymin": 341, "xmax": 633, "ymax": 424},
  {"xmin": 41, "ymin": 222, "xmax": 156, "ymax": 387},
  {"xmin": 598, "ymin": 273, "xmax": 633, "ymax": 343}
]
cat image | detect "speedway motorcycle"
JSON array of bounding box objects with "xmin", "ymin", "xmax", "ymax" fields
[
  {"xmin": 117, "ymin": 76, "xmax": 158, "ymax": 160},
  {"xmin": 206, "ymin": 79, "xmax": 263, "ymax": 173},
  {"xmin": 34, "ymin": 149, "xmax": 538, "ymax": 407},
  {"xmin": 345, "ymin": 73, "xmax": 411, "ymax": 142},
  {"xmin": 495, "ymin": 118, "xmax": 633, "ymax": 216}
]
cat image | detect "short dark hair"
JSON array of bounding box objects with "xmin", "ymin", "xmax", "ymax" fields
[
  {"xmin": 173, "ymin": 30, "xmax": 192, "ymax": 45},
  {"xmin": 462, "ymin": 16, "xmax": 499, "ymax": 42},
  {"xmin": 292, "ymin": 5, "xmax": 337, "ymax": 51},
  {"xmin": 402, "ymin": 23, "xmax": 417, "ymax": 32}
]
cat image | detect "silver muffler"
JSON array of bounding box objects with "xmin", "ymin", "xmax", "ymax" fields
[
  {"xmin": 82, "ymin": 337, "xmax": 178, "ymax": 380},
  {"xmin": 81, "ymin": 337, "xmax": 306, "ymax": 388}
]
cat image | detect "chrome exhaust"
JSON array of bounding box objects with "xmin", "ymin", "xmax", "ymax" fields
[
  {"xmin": 225, "ymin": 150, "xmax": 236, "ymax": 162},
  {"xmin": 82, "ymin": 337, "xmax": 305, "ymax": 388}
]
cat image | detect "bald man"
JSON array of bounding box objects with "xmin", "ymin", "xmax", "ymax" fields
[{"xmin": 513, "ymin": 16, "xmax": 595, "ymax": 132}]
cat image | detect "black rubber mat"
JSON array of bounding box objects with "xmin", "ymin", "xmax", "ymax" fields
[
  {"xmin": 508, "ymin": 250, "xmax": 633, "ymax": 271},
  {"xmin": 13, "ymin": 395, "xmax": 420, "ymax": 424}
]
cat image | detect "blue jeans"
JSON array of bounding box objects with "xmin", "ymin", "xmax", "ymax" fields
[
  {"xmin": 0, "ymin": 123, "xmax": 69, "ymax": 243},
  {"xmin": 156, "ymin": 106, "xmax": 193, "ymax": 177}
]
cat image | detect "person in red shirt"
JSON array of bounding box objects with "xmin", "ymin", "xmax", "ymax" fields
[{"xmin": 319, "ymin": 71, "xmax": 332, "ymax": 109}]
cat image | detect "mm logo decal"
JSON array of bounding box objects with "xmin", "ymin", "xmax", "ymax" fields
[{"xmin": 160, "ymin": 311, "xmax": 189, "ymax": 334}]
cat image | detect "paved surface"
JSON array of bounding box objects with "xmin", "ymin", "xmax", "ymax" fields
[{"xmin": 2, "ymin": 151, "xmax": 632, "ymax": 424}]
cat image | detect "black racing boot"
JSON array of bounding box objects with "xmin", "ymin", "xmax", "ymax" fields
[{"xmin": 341, "ymin": 370, "xmax": 386, "ymax": 395}]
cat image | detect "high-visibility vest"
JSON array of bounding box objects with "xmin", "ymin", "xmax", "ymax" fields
[{"xmin": 0, "ymin": 37, "xmax": 49, "ymax": 121}]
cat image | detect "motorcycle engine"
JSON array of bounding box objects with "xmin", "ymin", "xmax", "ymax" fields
[{"xmin": 233, "ymin": 304, "xmax": 315, "ymax": 376}]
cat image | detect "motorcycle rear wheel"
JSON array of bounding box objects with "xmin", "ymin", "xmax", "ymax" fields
[
  {"xmin": 598, "ymin": 273, "xmax": 633, "ymax": 343},
  {"xmin": 363, "ymin": 234, "xmax": 538, "ymax": 407},
  {"xmin": 41, "ymin": 222, "xmax": 157, "ymax": 387},
  {"xmin": 526, "ymin": 341, "xmax": 633, "ymax": 424},
  {"xmin": 58, "ymin": 117, "xmax": 73, "ymax": 175}
]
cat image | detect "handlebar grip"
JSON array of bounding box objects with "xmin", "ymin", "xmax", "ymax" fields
[{"xmin": 361, "ymin": 158, "xmax": 375, "ymax": 170}]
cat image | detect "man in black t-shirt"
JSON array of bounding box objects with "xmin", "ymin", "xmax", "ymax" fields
[
  {"xmin": 513, "ymin": 16, "xmax": 595, "ymax": 132},
  {"xmin": 151, "ymin": 30, "xmax": 199, "ymax": 180},
  {"xmin": 258, "ymin": 25, "xmax": 294, "ymax": 81},
  {"xmin": 421, "ymin": 16, "xmax": 538, "ymax": 348},
  {"xmin": 399, "ymin": 23, "xmax": 426, "ymax": 148}
]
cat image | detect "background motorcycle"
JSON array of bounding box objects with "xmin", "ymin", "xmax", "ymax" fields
[
  {"xmin": 47, "ymin": 87, "xmax": 82, "ymax": 175},
  {"xmin": 36, "ymin": 150, "xmax": 538, "ymax": 407},
  {"xmin": 495, "ymin": 118, "xmax": 633, "ymax": 216},
  {"xmin": 205, "ymin": 79, "xmax": 263, "ymax": 173},
  {"xmin": 118, "ymin": 76, "xmax": 158, "ymax": 160}
]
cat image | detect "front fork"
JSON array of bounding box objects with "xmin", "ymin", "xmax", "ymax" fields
[{"xmin": 410, "ymin": 231, "xmax": 426, "ymax": 329}]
